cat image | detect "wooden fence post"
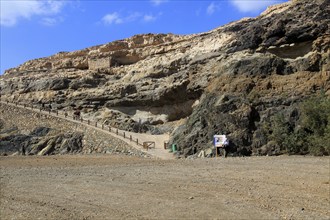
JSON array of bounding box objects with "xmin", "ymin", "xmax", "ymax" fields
[
  {"xmin": 95, "ymin": 122, "xmax": 97, "ymax": 127},
  {"xmin": 130, "ymin": 135, "xmax": 132, "ymax": 141},
  {"xmin": 136, "ymin": 139, "xmax": 138, "ymax": 145},
  {"xmin": 102, "ymin": 124, "xmax": 104, "ymax": 129},
  {"xmin": 116, "ymin": 129, "xmax": 118, "ymax": 135},
  {"xmin": 123, "ymin": 132, "xmax": 125, "ymax": 138}
]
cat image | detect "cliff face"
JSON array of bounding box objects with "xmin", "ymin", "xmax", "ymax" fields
[{"xmin": 1, "ymin": 0, "xmax": 329, "ymax": 156}]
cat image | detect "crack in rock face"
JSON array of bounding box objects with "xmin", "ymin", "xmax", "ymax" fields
[{"xmin": 1, "ymin": 0, "xmax": 329, "ymax": 157}]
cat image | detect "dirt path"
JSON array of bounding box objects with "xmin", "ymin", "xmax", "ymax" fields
[
  {"xmin": 0, "ymin": 101, "xmax": 174, "ymax": 160},
  {"xmin": 1, "ymin": 155, "xmax": 329, "ymax": 219}
]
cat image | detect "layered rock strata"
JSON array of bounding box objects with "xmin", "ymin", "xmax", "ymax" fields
[{"xmin": 1, "ymin": 0, "xmax": 329, "ymax": 156}]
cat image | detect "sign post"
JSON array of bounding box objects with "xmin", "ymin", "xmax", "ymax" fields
[{"xmin": 213, "ymin": 135, "xmax": 227, "ymax": 157}]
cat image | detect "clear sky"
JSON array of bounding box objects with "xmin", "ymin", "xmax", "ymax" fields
[{"xmin": 0, "ymin": 0, "xmax": 288, "ymax": 75}]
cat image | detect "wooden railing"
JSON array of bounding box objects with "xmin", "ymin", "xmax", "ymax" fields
[{"xmin": 0, "ymin": 99, "xmax": 147, "ymax": 149}]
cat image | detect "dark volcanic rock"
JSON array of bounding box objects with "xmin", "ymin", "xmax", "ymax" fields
[
  {"xmin": 170, "ymin": 94, "xmax": 258, "ymax": 156},
  {"xmin": 0, "ymin": 124, "xmax": 84, "ymax": 156},
  {"xmin": 30, "ymin": 127, "xmax": 51, "ymax": 137},
  {"xmin": 1, "ymin": 0, "xmax": 329, "ymax": 157}
]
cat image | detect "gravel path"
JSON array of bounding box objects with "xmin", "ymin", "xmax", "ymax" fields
[
  {"xmin": 0, "ymin": 101, "xmax": 174, "ymax": 160},
  {"xmin": 1, "ymin": 155, "xmax": 329, "ymax": 219}
]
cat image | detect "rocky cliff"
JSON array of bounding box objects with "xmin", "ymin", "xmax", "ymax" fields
[{"xmin": 1, "ymin": 0, "xmax": 329, "ymax": 157}]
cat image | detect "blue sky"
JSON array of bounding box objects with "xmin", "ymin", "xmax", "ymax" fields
[{"xmin": 0, "ymin": 0, "xmax": 288, "ymax": 74}]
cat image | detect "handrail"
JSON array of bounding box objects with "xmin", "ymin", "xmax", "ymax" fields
[{"xmin": 0, "ymin": 99, "xmax": 148, "ymax": 149}]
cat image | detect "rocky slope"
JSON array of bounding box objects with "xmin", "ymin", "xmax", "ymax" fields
[
  {"xmin": 0, "ymin": 104, "xmax": 148, "ymax": 157},
  {"xmin": 1, "ymin": 0, "xmax": 329, "ymax": 157}
]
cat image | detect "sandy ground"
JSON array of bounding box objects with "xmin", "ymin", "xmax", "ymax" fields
[{"xmin": 0, "ymin": 155, "xmax": 329, "ymax": 220}]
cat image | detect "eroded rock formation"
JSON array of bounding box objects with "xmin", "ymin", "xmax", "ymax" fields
[{"xmin": 1, "ymin": 0, "xmax": 329, "ymax": 156}]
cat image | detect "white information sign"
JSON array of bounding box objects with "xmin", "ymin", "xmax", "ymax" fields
[{"xmin": 213, "ymin": 135, "xmax": 227, "ymax": 147}]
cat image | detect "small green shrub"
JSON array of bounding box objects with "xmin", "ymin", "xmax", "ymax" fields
[
  {"xmin": 267, "ymin": 93, "xmax": 329, "ymax": 156},
  {"xmin": 300, "ymin": 94, "xmax": 330, "ymax": 136},
  {"xmin": 300, "ymin": 93, "xmax": 330, "ymax": 155},
  {"xmin": 269, "ymin": 113, "xmax": 290, "ymax": 151},
  {"xmin": 269, "ymin": 114, "xmax": 307, "ymax": 154}
]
